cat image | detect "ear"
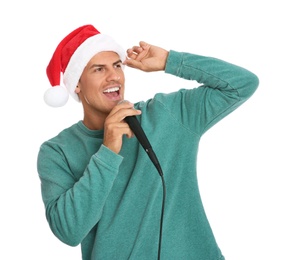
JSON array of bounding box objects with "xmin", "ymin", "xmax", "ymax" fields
[{"xmin": 75, "ymin": 85, "xmax": 80, "ymax": 94}]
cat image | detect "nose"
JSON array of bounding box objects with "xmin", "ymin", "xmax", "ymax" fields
[{"xmin": 107, "ymin": 69, "xmax": 121, "ymax": 82}]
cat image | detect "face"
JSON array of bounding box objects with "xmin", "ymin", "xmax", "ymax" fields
[{"xmin": 76, "ymin": 51, "xmax": 125, "ymax": 116}]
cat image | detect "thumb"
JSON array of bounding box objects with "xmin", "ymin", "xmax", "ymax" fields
[{"xmin": 139, "ymin": 41, "xmax": 149, "ymax": 49}]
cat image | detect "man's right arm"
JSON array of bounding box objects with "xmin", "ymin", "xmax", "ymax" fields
[{"xmin": 37, "ymin": 143, "xmax": 123, "ymax": 246}]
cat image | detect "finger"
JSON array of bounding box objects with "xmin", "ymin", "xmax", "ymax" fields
[
  {"xmin": 104, "ymin": 121, "xmax": 133, "ymax": 138},
  {"xmin": 127, "ymin": 44, "xmax": 149, "ymax": 61},
  {"xmin": 130, "ymin": 46, "xmax": 144, "ymax": 54},
  {"xmin": 107, "ymin": 102, "xmax": 141, "ymax": 124},
  {"xmin": 127, "ymin": 46, "xmax": 143, "ymax": 57},
  {"xmin": 126, "ymin": 52, "xmax": 138, "ymax": 60},
  {"xmin": 139, "ymin": 41, "xmax": 149, "ymax": 49},
  {"xmin": 126, "ymin": 131, "xmax": 135, "ymax": 139},
  {"xmin": 121, "ymin": 107, "xmax": 142, "ymax": 120},
  {"xmin": 126, "ymin": 48, "xmax": 136, "ymax": 58},
  {"xmin": 103, "ymin": 122, "xmax": 134, "ymax": 153},
  {"xmin": 126, "ymin": 51, "xmax": 141, "ymax": 61},
  {"xmin": 117, "ymin": 100, "xmax": 142, "ymax": 118},
  {"xmin": 114, "ymin": 123, "xmax": 135, "ymax": 140},
  {"xmin": 109, "ymin": 100, "xmax": 134, "ymax": 117},
  {"xmin": 123, "ymin": 58, "xmax": 143, "ymax": 70}
]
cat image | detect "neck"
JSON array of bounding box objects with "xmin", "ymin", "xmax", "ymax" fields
[{"xmin": 82, "ymin": 110, "xmax": 108, "ymax": 130}]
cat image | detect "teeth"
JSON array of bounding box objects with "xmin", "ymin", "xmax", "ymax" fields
[{"xmin": 103, "ymin": 87, "xmax": 120, "ymax": 93}]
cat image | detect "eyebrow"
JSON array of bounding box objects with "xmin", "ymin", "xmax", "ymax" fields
[{"xmin": 88, "ymin": 59, "xmax": 122, "ymax": 70}]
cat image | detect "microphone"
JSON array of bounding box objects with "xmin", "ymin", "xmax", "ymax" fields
[{"xmin": 119, "ymin": 100, "xmax": 162, "ymax": 176}]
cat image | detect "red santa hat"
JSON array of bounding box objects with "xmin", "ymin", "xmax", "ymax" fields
[{"xmin": 44, "ymin": 24, "xmax": 126, "ymax": 107}]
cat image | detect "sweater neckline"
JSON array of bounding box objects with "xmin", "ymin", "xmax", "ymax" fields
[{"xmin": 76, "ymin": 120, "xmax": 104, "ymax": 138}]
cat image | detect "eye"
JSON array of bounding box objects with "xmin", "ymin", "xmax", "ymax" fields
[
  {"xmin": 114, "ymin": 63, "xmax": 124, "ymax": 70},
  {"xmin": 94, "ymin": 67, "xmax": 105, "ymax": 73}
]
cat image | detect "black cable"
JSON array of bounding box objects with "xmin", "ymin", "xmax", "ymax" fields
[
  {"xmin": 157, "ymin": 172, "xmax": 166, "ymax": 260},
  {"xmin": 144, "ymin": 148, "xmax": 166, "ymax": 260},
  {"xmin": 142, "ymin": 148, "xmax": 165, "ymax": 260}
]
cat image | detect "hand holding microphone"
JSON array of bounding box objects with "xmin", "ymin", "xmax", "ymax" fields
[{"xmin": 103, "ymin": 100, "xmax": 141, "ymax": 154}]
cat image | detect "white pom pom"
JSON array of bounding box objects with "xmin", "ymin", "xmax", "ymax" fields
[{"xmin": 44, "ymin": 85, "xmax": 69, "ymax": 107}]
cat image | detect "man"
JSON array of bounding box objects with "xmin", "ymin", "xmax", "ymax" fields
[{"xmin": 37, "ymin": 24, "xmax": 259, "ymax": 259}]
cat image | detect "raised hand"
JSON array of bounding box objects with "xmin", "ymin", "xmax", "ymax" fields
[{"xmin": 124, "ymin": 41, "xmax": 169, "ymax": 72}]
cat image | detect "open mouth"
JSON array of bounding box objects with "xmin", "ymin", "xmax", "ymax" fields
[{"xmin": 103, "ymin": 86, "xmax": 121, "ymax": 100}]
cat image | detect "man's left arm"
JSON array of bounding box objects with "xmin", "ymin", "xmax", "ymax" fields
[{"xmin": 162, "ymin": 50, "xmax": 259, "ymax": 135}]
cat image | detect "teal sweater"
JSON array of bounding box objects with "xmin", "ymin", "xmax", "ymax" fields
[{"xmin": 37, "ymin": 50, "xmax": 259, "ymax": 259}]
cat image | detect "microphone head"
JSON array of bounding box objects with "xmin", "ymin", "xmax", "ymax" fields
[{"xmin": 118, "ymin": 100, "xmax": 130, "ymax": 105}]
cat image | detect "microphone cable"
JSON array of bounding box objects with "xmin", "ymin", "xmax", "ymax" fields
[
  {"xmin": 141, "ymin": 148, "xmax": 166, "ymax": 260},
  {"xmin": 156, "ymin": 164, "xmax": 166, "ymax": 260}
]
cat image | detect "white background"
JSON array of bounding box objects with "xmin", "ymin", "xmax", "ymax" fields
[{"xmin": 1, "ymin": 0, "xmax": 289, "ymax": 259}]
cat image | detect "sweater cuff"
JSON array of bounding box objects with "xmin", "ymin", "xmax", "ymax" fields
[
  {"xmin": 165, "ymin": 50, "xmax": 183, "ymax": 76},
  {"xmin": 94, "ymin": 144, "xmax": 124, "ymax": 171}
]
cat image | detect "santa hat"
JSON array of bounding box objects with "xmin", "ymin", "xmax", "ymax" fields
[{"xmin": 44, "ymin": 24, "xmax": 126, "ymax": 107}]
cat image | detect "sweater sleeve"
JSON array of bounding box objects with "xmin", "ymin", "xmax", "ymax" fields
[
  {"xmin": 37, "ymin": 143, "xmax": 123, "ymax": 246},
  {"xmin": 161, "ymin": 50, "xmax": 259, "ymax": 136}
]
